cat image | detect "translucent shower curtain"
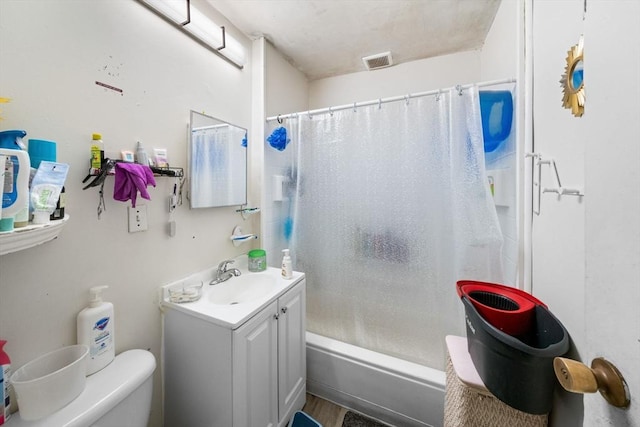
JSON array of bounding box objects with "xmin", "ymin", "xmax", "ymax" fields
[{"xmin": 272, "ymin": 87, "xmax": 503, "ymax": 369}]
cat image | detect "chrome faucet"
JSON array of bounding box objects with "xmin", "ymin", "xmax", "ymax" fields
[{"xmin": 210, "ymin": 259, "xmax": 242, "ymax": 285}]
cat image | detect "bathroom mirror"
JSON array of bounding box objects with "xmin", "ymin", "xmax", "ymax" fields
[
  {"xmin": 561, "ymin": 35, "xmax": 585, "ymax": 117},
  {"xmin": 188, "ymin": 111, "xmax": 247, "ymax": 208}
]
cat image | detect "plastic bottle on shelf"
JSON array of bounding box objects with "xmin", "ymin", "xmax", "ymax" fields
[
  {"xmin": 90, "ymin": 133, "xmax": 104, "ymax": 175},
  {"xmin": 77, "ymin": 286, "xmax": 115, "ymax": 375},
  {"xmin": 0, "ymin": 130, "xmax": 30, "ymax": 229},
  {"xmin": 135, "ymin": 141, "xmax": 149, "ymax": 166},
  {"xmin": 0, "ymin": 148, "xmax": 30, "ymax": 229},
  {"xmin": 281, "ymin": 249, "xmax": 293, "ymax": 279},
  {"xmin": 49, "ymin": 186, "xmax": 66, "ymax": 221},
  {"xmin": 0, "ymin": 339, "xmax": 11, "ymax": 425}
]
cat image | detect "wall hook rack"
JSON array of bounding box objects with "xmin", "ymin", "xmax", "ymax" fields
[{"xmin": 526, "ymin": 153, "xmax": 584, "ymax": 215}]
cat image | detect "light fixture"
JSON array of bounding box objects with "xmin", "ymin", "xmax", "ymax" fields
[{"xmin": 138, "ymin": 0, "xmax": 246, "ymax": 68}]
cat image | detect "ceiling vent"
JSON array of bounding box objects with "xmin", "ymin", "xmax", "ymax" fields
[{"xmin": 362, "ymin": 51, "xmax": 393, "ymax": 71}]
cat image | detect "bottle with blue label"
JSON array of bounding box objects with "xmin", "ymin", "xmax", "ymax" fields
[
  {"xmin": 77, "ymin": 286, "xmax": 115, "ymax": 375},
  {"xmin": 0, "ymin": 130, "xmax": 30, "ymax": 228}
]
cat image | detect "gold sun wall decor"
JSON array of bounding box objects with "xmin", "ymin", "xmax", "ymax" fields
[{"xmin": 560, "ymin": 35, "xmax": 585, "ymax": 117}]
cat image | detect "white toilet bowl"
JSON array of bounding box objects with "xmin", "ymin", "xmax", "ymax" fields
[{"xmin": 6, "ymin": 349, "xmax": 156, "ymax": 427}]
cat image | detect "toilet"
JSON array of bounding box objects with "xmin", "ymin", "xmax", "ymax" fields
[{"xmin": 6, "ymin": 349, "xmax": 156, "ymax": 427}]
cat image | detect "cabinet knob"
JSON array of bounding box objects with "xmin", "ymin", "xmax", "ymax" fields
[
  {"xmin": 273, "ymin": 313, "xmax": 279, "ymax": 320},
  {"xmin": 281, "ymin": 307, "xmax": 288, "ymax": 314}
]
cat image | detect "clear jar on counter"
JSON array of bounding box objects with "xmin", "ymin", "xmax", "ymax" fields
[{"xmin": 248, "ymin": 249, "xmax": 267, "ymax": 272}]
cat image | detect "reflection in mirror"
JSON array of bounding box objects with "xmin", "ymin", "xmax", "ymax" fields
[
  {"xmin": 561, "ymin": 35, "xmax": 585, "ymax": 117},
  {"xmin": 189, "ymin": 111, "xmax": 247, "ymax": 208},
  {"xmin": 570, "ymin": 59, "xmax": 584, "ymax": 91}
]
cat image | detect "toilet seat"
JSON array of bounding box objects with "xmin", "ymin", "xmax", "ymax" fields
[{"xmin": 6, "ymin": 349, "xmax": 155, "ymax": 427}]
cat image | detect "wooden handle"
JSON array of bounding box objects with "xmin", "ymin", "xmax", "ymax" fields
[
  {"xmin": 554, "ymin": 357, "xmax": 631, "ymax": 408},
  {"xmin": 553, "ymin": 357, "xmax": 598, "ymax": 393}
]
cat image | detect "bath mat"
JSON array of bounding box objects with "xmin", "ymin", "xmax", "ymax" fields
[{"xmin": 342, "ymin": 411, "xmax": 388, "ymax": 427}]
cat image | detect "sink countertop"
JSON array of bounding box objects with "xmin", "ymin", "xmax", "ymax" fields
[{"xmin": 160, "ymin": 263, "xmax": 305, "ymax": 329}]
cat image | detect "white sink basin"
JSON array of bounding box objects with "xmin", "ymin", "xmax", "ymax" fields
[
  {"xmin": 161, "ymin": 261, "xmax": 304, "ymax": 329},
  {"xmin": 208, "ymin": 272, "xmax": 279, "ymax": 305}
]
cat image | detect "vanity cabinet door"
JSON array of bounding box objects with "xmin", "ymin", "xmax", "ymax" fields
[
  {"xmin": 277, "ymin": 280, "xmax": 307, "ymax": 424},
  {"xmin": 233, "ymin": 300, "xmax": 279, "ymax": 427}
]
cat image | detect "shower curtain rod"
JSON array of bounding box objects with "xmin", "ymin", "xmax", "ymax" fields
[{"xmin": 266, "ymin": 77, "xmax": 516, "ymax": 122}]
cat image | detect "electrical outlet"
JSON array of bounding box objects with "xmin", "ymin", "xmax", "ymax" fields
[{"xmin": 128, "ymin": 205, "xmax": 148, "ymax": 232}]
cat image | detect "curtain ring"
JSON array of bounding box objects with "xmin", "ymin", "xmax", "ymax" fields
[
  {"xmin": 435, "ymin": 89, "xmax": 442, "ymax": 101},
  {"xmin": 353, "ymin": 102, "xmax": 357, "ymax": 112},
  {"xmin": 277, "ymin": 115, "xmax": 283, "ymax": 124},
  {"xmin": 378, "ymin": 98, "xmax": 382, "ymax": 110},
  {"xmin": 405, "ymin": 94, "xmax": 410, "ymax": 105},
  {"xmin": 329, "ymin": 106, "xmax": 333, "ymax": 117},
  {"xmin": 456, "ymin": 85, "xmax": 463, "ymax": 96}
]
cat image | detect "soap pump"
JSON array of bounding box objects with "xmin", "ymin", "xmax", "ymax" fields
[
  {"xmin": 77, "ymin": 285, "xmax": 115, "ymax": 375},
  {"xmin": 281, "ymin": 249, "xmax": 293, "ymax": 279}
]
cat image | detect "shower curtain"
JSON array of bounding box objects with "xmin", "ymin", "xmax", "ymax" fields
[{"xmin": 268, "ymin": 87, "xmax": 503, "ymax": 369}]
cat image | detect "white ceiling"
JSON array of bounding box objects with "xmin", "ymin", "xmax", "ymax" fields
[{"xmin": 208, "ymin": 0, "xmax": 502, "ymax": 81}]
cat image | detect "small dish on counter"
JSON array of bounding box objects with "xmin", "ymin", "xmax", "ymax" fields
[{"xmin": 167, "ymin": 281, "xmax": 203, "ymax": 303}]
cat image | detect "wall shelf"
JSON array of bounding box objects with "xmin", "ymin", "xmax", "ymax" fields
[{"xmin": 0, "ymin": 215, "xmax": 69, "ymax": 256}]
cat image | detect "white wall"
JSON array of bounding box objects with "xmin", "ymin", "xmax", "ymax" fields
[
  {"xmin": 531, "ymin": 6, "xmax": 587, "ymax": 424},
  {"xmin": 582, "ymin": 1, "xmax": 639, "ymax": 425},
  {"xmin": 262, "ymin": 42, "xmax": 309, "ymax": 267},
  {"xmin": 265, "ymin": 42, "xmax": 309, "ymax": 118},
  {"xmin": 309, "ymin": 50, "xmax": 481, "ymax": 108},
  {"xmin": 480, "ymin": 0, "xmax": 520, "ymax": 82},
  {"xmin": 532, "ymin": 0, "xmax": 586, "ymax": 351},
  {"xmin": 0, "ymin": 1, "xmax": 254, "ymax": 426},
  {"xmin": 533, "ymin": 0, "xmax": 640, "ymax": 425}
]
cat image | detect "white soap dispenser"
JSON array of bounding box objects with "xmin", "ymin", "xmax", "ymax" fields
[
  {"xmin": 77, "ymin": 285, "xmax": 115, "ymax": 375},
  {"xmin": 281, "ymin": 249, "xmax": 293, "ymax": 279}
]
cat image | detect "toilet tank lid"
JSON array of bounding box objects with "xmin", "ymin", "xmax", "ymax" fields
[{"xmin": 6, "ymin": 349, "xmax": 156, "ymax": 427}]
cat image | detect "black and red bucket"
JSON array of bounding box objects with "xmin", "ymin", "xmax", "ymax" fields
[
  {"xmin": 456, "ymin": 280, "xmax": 546, "ymax": 337},
  {"xmin": 456, "ymin": 280, "xmax": 569, "ymax": 415}
]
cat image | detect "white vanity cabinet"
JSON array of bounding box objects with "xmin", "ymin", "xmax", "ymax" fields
[
  {"xmin": 233, "ymin": 280, "xmax": 306, "ymax": 426},
  {"xmin": 163, "ymin": 277, "xmax": 306, "ymax": 427}
]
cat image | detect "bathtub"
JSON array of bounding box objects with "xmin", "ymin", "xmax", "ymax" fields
[{"xmin": 306, "ymin": 332, "xmax": 446, "ymax": 427}]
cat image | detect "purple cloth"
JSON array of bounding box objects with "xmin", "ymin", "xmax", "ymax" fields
[{"xmin": 113, "ymin": 163, "xmax": 156, "ymax": 207}]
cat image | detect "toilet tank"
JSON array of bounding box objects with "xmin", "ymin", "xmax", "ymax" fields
[
  {"xmin": 6, "ymin": 349, "xmax": 156, "ymax": 427},
  {"xmin": 91, "ymin": 375, "xmax": 154, "ymax": 427}
]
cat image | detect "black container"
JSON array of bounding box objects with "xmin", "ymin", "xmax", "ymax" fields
[{"xmin": 462, "ymin": 297, "xmax": 569, "ymax": 415}]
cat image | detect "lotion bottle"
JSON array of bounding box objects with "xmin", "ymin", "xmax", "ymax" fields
[
  {"xmin": 77, "ymin": 286, "xmax": 115, "ymax": 375},
  {"xmin": 281, "ymin": 249, "xmax": 293, "ymax": 279}
]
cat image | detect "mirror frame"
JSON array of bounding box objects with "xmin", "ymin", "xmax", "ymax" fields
[
  {"xmin": 561, "ymin": 35, "xmax": 585, "ymax": 117},
  {"xmin": 188, "ymin": 110, "xmax": 248, "ymax": 208}
]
